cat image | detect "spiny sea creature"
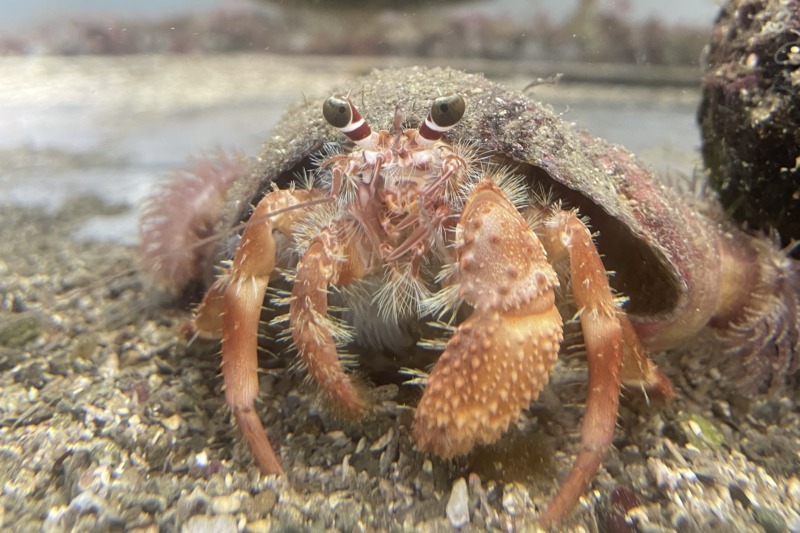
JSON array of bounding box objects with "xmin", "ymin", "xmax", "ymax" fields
[{"xmin": 140, "ymin": 67, "xmax": 799, "ymax": 525}]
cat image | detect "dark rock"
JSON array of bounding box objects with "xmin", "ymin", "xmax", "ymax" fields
[{"xmin": 698, "ymin": 0, "xmax": 800, "ymax": 252}]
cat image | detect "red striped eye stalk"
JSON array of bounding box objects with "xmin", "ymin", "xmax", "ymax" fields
[{"xmin": 139, "ymin": 67, "xmax": 799, "ymax": 525}]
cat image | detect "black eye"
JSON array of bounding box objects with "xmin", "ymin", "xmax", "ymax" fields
[
  {"xmin": 323, "ymin": 96, "xmax": 353, "ymax": 128},
  {"xmin": 430, "ymin": 94, "xmax": 465, "ymax": 128}
]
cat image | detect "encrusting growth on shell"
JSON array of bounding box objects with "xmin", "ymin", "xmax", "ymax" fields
[{"xmin": 139, "ymin": 150, "xmax": 248, "ymax": 292}]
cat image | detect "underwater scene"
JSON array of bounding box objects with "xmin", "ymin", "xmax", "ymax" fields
[{"xmin": 0, "ymin": 1, "xmax": 798, "ymax": 531}]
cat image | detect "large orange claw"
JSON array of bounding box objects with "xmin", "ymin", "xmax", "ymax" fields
[
  {"xmin": 414, "ymin": 180, "xmax": 671, "ymax": 525},
  {"xmin": 414, "ymin": 180, "xmax": 563, "ymax": 456}
]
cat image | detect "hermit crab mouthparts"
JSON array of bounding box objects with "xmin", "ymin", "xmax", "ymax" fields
[{"xmin": 323, "ymin": 94, "xmax": 466, "ymax": 147}]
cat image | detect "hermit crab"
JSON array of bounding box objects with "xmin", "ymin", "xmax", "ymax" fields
[{"xmin": 139, "ymin": 67, "xmax": 799, "ymax": 524}]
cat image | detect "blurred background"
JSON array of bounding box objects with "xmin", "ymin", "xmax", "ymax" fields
[
  {"xmin": 0, "ymin": 0, "xmax": 722, "ymax": 243},
  {"xmin": 0, "ymin": 0, "xmax": 717, "ymax": 63}
]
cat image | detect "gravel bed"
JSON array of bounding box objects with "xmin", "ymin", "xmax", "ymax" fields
[{"xmin": 0, "ymin": 197, "xmax": 798, "ymax": 531}]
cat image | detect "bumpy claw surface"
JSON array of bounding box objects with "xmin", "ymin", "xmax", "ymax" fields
[
  {"xmin": 414, "ymin": 180, "xmax": 563, "ymax": 457},
  {"xmin": 412, "ymin": 182, "xmax": 670, "ymax": 525}
]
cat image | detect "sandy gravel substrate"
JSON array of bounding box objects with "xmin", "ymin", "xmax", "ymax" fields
[
  {"xmin": 0, "ymin": 55, "xmax": 798, "ymax": 532},
  {"xmin": 1, "ymin": 195, "xmax": 799, "ymax": 533}
]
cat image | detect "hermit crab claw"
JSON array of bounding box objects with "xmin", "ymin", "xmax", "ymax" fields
[{"xmin": 411, "ymin": 180, "xmax": 674, "ymax": 525}]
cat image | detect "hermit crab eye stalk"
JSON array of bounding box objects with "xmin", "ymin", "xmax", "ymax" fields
[
  {"xmin": 323, "ymin": 95, "xmax": 373, "ymax": 146},
  {"xmin": 418, "ymin": 93, "xmax": 465, "ymax": 143}
]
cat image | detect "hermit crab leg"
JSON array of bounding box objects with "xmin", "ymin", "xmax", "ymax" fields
[
  {"xmin": 536, "ymin": 210, "xmax": 631, "ymax": 525},
  {"xmin": 194, "ymin": 188, "xmax": 319, "ymax": 475},
  {"xmin": 290, "ymin": 220, "xmax": 367, "ymax": 414},
  {"xmin": 422, "ymin": 153, "xmax": 468, "ymax": 195},
  {"xmin": 414, "ymin": 179, "xmax": 564, "ymax": 457},
  {"xmin": 618, "ymin": 312, "xmax": 674, "ymax": 399}
]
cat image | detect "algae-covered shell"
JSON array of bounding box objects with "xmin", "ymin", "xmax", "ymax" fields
[{"xmin": 214, "ymin": 66, "xmax": 724, "ymax": 351}]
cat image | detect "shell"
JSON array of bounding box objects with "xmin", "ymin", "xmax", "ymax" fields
[
  {"xmin": 215, "ymin": 66, "xmax": 723, "ymax": 352},
  {"xmin": 141, "ymin": 66, "xmax": 798, "ymax": 391},
  {"xmin": 136, "ymin": 65, "xmax": 800, "ymax": 526}
]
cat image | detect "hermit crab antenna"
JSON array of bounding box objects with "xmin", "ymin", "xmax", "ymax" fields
[
  {"xmin": 418, "ymin": 94, "xmax": 466, "ymax": 144},
  {"xmin": 323, "ymin": 96, "xmax": 374, "ymax": 147}
]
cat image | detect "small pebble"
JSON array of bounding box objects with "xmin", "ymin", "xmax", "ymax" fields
[
  {"xmin": 340, "ymin": 454, "xmax": 352, "ymax": 482},
  {"xmin": 422, "ymin": 459, "xmax": 433, "ymax": 474},
  {"xmin": 245, "ymin": 518, "xmax": 272, "ymax": 533},
  {"xmin": 161, "ymin": 413, "xmax": 184, "ymax": 432},
  {"xmin": 787, "ymin": 477, "xmax": 800, "ymax": 502},
  {"xmin": 502, "ymin": 482, "xmax": 532, "ymax": 516},
  {"xmin": 195, "ymin": 451, "xmax": 208, "ymax": 468},
  {"xmin": 211, "ymin": 492, "xmax": 244, "ymax": 514},
  {"xmin": 355, "ymin": 437, "xmax": 367, "ymax": 454},
  {"xmin": 141, "ymin": 495, "xmax": 166, "ymax": 514},
  {"xmin": 729, "ymin": 484, "xmax": 751, "ymax": 508},
  {"xmin": 128, "ymin": 525, "xmax": 159, "ymax": 533},
  {"xmin": 370, "ymin": 427, "xmax": 394, "ymax": 452},
  {"xmin": 176, "ymin": 487, "xmax": 210, "ymax": 522},
  {"xmin": 182, "ymin": 514, "xmax": 237, "ymax": 533},
  {"xmin": 251, "ymin": 490, "xmax": 277, "ymax": 515},
  {"xmin": 603, "ymin": 487, "xmax": 640, "ymax": 533},
  {"xmin": 77, "ymin": 465, "xmax": 111, "ymax": 495},
  {"xmin": 69, "ymin": 492, "xmax": 104, "ymax": 514},
  {"xmin": 683, "ymin": 443, "xmax": 702, "ymax": 460},
  {"xmin": 325, "ymin": 430, "xmax": 349, "ymax": 447},
  {"xmin": 752, "ymin": 507, "xmax": 788, "ymax": 533},
  {"xmin": 446, "ymin": 477, "xmax": 470, "ymax": 529}
]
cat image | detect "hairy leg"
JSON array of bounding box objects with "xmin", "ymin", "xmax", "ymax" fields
[
  {"xmin": 537, "ymin": 210, "xmax": 627, "ymax": 525},
  {"xmin": 195, "ymin": 188, "xmax": 318, "ymax": 475},
  {"xmin": 290, "ymin": 220, "xmax": 368, "ymax": 415}
]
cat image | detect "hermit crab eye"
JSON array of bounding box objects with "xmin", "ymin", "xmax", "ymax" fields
[
  {"xmin": 429, "ymin": 94, "xmax": 465, "ymax": 128},
  {"xmin": 417, "ymin": 93, "xmax": 465, "ymax": 143},
  {"xmin": 323, "ymin": 96, "xmax": 353, "ymax": 129}
]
